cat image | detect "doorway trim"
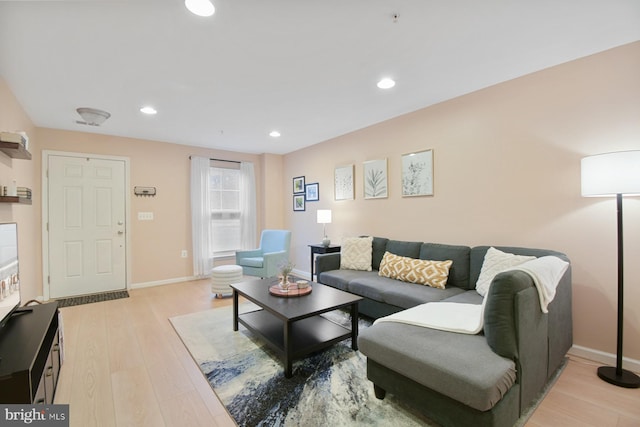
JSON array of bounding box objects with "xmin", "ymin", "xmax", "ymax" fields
[{"xmin": 41, "ymin": 150, "xmax": 132, "ymax": 301}]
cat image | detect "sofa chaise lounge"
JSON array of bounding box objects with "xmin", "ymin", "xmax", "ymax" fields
[{"xmin": 315, "ymin": 237, "xmax": 572, "ymax": 427}]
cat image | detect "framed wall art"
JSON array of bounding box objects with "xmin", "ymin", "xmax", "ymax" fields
[
  {"xmin": 293, "ymin": 194, "xmax": 305, "ymax": 211},
  {"xmin": 401, "ymin": 149, "xmax": 433, "ymax": 197},
  {"xmin": 363, "ymin": 159, "xmax": 388, "ymax": 199},
  {"xmin": 334, "ymin": 164, "xmax": 354, "ymax": 200},
  {"xmin": 305, "ymin": 182, "xmax": 319, "ymax": 201},
  {"xmin": 293, "ymin": 176, "xmax": 305, "ymax": 194}
]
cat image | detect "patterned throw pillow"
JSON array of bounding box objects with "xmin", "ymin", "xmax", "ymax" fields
[
  {"xmin": 340, "ymin": 236, "xmax": 373, "ymax": 271},
  {"xmin": 378, "ymin": 251, "xmax": 453, "ymax": 289},
  {"xmin": 475, "ymin": 247, "xmax": 536, "ymax": 297}
]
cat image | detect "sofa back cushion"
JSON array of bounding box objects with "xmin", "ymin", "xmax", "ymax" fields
[
  {"xmin": 371, "ymin": 237, "xmax": 390, "ymax": 270},
  {"xmin": 385, "ymin": 239, "xmax": 422, "ymax": 259},
  {"xmin": 420, "ymin": 243, "xmax": 471, "ymax": 289}
]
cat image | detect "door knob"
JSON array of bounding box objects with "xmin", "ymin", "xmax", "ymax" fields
[{"xmin": 118, "ymin": 230, "xmax": 124, "ymax": 235}]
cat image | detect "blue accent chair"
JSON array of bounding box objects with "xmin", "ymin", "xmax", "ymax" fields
[{"xmin": 235, "ymin": 229, "xmax": 292, "ymax": 278}]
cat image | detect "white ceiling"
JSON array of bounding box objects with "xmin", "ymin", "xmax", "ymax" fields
[{"xmin": 1, "ymin": 1, "xmax": 639, "ymax": 155}]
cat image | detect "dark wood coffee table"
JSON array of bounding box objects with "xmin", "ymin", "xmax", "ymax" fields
[{"xmin": 231, "ymin": 278, "xmax": 363, "ymax": 378}]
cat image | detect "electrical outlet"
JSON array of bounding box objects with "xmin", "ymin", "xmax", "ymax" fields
[{"xmin": 181, "ymin": 250, "xmax": 188, "ymax": 258}]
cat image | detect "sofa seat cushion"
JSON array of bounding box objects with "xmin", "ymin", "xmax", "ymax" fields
[
  {"xmin": 239, "ymin": 257, "xmax": 263, "ymax": 268},
  {"xmin": 347, "ymin": 274, "xmax": 464, "ymax": 309},
  {"xmin": 345, "ymin": 272, "xmax": 398, "ymax": 300},
  {"xmin": 359, "ymin": 322, "xmax": 517, "ymax": 412},
  {"xmin": 380, "ymin": 280, "xmax": 464, "ymax": 308},
  {"xmin": 317, "ymin": 269, "xmax": 365, "ymax": 292},
  {"xmin": 441, "ymin": 289, "xmax": 484, "ymax": 305}
]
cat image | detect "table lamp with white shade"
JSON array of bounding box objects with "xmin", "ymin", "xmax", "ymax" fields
[
  {"xmin": 581, "ymin": 150, "xmax": 640, "ymax": 388},
  {"xmin": 317, "ymin": 209, "xmax": 332, "ymax": 247}
]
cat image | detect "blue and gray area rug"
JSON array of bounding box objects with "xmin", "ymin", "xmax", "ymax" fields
[
  {"xmin": 170, "ymin": 304, "xmax": 432, "ymax": 426},
  {"xmin": 170, "ymin": 304, "xmax": 560, "ymax": 426}
]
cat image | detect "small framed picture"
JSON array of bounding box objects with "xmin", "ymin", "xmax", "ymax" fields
[
  {"xmin": 402, "ymin": 149, "xmax": 433, "ymax": 197},
  {"xmin": 293, "ymin": 194, "xmax": 306, "ymax": 211},
  {"xmin": 293, "ymin": 176, "xmax": 305, "ymax": 194},
  {"xmin": 363, "ymin": 159, "xmax": 388, "ymax": 199},
  {"xmin": 335, "ymin": 164, "xmax": 354, "ymax": 200},
  {"xmin": 305, "ymin": 183, "xmax": 319, "ymax": 201}
]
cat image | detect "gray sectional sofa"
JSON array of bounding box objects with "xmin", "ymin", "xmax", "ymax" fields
[{"xmin": 315, "ymin": 237, "xmax": 572, "ymax": 427}]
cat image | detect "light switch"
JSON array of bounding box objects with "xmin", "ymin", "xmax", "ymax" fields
[{"xmin": 138, "ymin": 212, "xmax": 154, "ymax": 220}]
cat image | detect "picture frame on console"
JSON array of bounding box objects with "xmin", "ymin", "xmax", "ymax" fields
[
  {"xmin": 334, "ymin": 164, "xmax": 354, "ymax": 200},
  {"xmin": 401, "ymin": 149, "xmax": 433, "ymax": 197},
  {"xmin": 293, "ymin": 194, "xmax": 305, "ymax": 211},
  {"xmin": 363, "ymin": 159, "xmax": 388, "ymax": 199}
]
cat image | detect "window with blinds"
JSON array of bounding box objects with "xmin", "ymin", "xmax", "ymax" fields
[{"xmin": 210, "ymin": 163, "xmax": 241, "ymax": 255}]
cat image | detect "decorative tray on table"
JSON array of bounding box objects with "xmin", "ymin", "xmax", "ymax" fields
[{"xmin": 269, "ymin": 282, "xmax": 312, "ymax": 297}]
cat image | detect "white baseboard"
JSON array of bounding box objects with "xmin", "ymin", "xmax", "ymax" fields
[
  {"xmin": 569, "ymin": 345, "xmax": 640, "ymax": 374},
  {"xmin": 292, "ymin": 268, "xmax": 311, "ymax": 280},
  {"xmin": 130, "ymin": 276, "xmax": 201, "ymax": 289}
]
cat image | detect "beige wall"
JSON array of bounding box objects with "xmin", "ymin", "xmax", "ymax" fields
[
  {"xmin": 283, "ymin": 42, "xmax": 640, "ymax": 360},
  {"xmin": 0, "ymin": 78, "xmax": 38, "ymax": 303},
  {"xmin": 260, "ymin": 153, "xmax": 284, "ymax": 229}
]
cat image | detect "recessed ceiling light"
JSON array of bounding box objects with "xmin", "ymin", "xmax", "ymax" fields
[
  {"xmin": 377, "ymin": 78, "xmax": 396, "ymax": 89},
  {"xmin": 140, "ymin": 106, "xmax": 157, "ymax": 115},
  {"xmin": 269, "ymin": 130, "xmax": 281, "ymax": 138},
  {"xmin": 185, "ymin": 0, "xmax": 215, "ymax": 17}
]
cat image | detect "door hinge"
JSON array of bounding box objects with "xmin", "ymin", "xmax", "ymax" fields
[
  {"xmin": 46, "ymin": 222, "xmax": 49, "ymax": 232},
  {"xmin": 48, "ymin": 276, "xmax": 50, "ymax": 284}
]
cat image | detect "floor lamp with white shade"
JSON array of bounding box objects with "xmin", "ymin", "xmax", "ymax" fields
[{"xmin": 581, "ymin": 150, "xmax": 640, "ymax": 388}]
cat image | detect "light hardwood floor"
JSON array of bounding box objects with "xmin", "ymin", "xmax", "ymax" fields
[{"xmin": 54, "ymin": 279, "xmax": 640, "ymax": 427}]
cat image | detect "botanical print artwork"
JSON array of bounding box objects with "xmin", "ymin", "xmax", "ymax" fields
[
  {"xmin": 402, "ymin": 150, "xmax": 433, "ymax": 197},
  {"xmin": 335, "ymin": 164, "xmax": 354, "ymax": 200},
  {"xmin": 305, "ymin": 183, "xmax": 319, "ymax": 202},
  {"xmin": 293, "ymin": 194, "xmax": 305, "ymax": 211},
  {"xmin": 364, "ymin": 159, "xmax": 388, "ymax": 199},
  {"xmin": 293, "ymin": 176, "xmax": 305, "ymax": 194}
]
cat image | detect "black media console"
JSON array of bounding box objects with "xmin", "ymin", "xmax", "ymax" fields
[{"xmin": 0, "ymin": 302, "xmax": 61, "ymax": 403}]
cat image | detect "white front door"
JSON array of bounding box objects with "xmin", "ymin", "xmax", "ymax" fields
[{"xmin": 47, "ymin": 155, "xmax": 127, "ymax": 298}]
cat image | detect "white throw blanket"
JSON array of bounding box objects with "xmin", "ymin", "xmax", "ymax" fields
[
  {"xmin": 374, "ymin": 256, "xmax": 569, "ymax": 334},
  {"xmin": 374, "ymin": 299, "xmax": 487, "ymax": 334},
  {"xmin": 506, "ymin": 255, "xmax": 569, "ymax": 314}
]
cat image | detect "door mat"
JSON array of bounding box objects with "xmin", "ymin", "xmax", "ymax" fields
[{"xmin": 56, "ymin": 290, "xmax": 129, "ymax": 308}]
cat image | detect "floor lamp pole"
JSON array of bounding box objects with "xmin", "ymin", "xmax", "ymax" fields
[{"xmin": 596, "ymin": 193, "xmax": 640, "ymax": 388}]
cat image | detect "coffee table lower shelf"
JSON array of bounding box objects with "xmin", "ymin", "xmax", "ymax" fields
[{"xmin": 237, "ymin": 309, "xmax": 354, "ymax": 377}]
